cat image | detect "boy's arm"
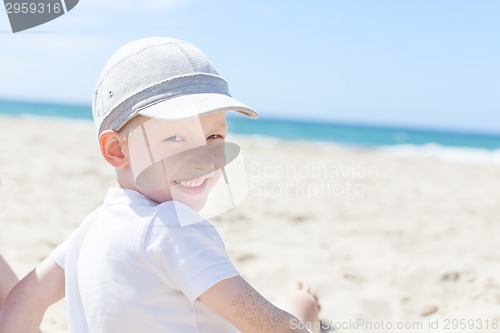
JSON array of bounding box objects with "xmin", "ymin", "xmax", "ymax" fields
[
  {"xmin": 199, "ymin": 275, "xmax": 310, "ymax": 333},
  {"xmin": 0, "ymin": 257, "xmax": 65, "ymax": 333},
  {"xmin": 0, "ymin": 255, "xmax": 18, "ymax": 309}
]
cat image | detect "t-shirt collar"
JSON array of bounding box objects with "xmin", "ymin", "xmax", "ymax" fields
[
  {"xmin": 104, "ymin": 187, "xmax": 205, "ymax": 227},
  {"xmin": 104, "ymin": 187, "xmax": 156, "ymax": 206}
]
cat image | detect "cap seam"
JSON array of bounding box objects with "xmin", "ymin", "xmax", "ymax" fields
[
  {"xmin": 111, "ymin": 72, "xmax": 228, "ymax": 107},
  {"xmin": 173, "ymin": 43, "xmax": 198, "ymax": 72},
  {"xmin": 94, "ymin": 40, "xmax": 190, "ymax": 93}
]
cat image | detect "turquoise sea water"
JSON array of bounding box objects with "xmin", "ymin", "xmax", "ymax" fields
[{"xmin": 1, "ymin": 99, "xmax": 500, "ymax": 151}]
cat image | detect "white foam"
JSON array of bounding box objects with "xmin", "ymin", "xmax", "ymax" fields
[{"xmin": 380, "ymin": 143, "xmax": 500, "ymax": 165}]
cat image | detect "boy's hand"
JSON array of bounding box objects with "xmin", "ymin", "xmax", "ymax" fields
[
  {"xmin": 199, "ymin": 275, "xmax": 313, "ymax": 333},
  {"xmin": 0, "ymin": 257, "xmax": 65, "ymax": 333}
]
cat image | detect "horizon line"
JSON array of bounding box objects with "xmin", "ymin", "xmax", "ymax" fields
[{"xmin": 1, "ymin": 97, "xmax": 499, "ymax": 138}]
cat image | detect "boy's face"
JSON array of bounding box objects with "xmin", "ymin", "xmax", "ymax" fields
[{"xmin": 126, "ymin": 112, "xmax": 227, "ymax": 210}]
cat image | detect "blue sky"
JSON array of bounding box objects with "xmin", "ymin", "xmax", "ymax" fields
[{"xmin": 0, "ymin": 0, "xmax": 498, "ymax": 133}]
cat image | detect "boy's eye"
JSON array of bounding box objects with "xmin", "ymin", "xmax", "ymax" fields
[
  {"xmin": 164, "ymin": 135, "xmax": 184, "ymax": 142},
  {"xmin": 207, "ymin": 134, "xmax": 224, "ymax": 140}
]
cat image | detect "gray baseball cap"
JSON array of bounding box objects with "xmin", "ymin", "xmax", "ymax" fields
[{"xmin": 92, "ymin": 37, "xmax": 258, "ymax": 135}]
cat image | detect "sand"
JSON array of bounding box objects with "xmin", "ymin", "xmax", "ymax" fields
[{"xmin": 1, "ymin": 115, "xmax": 500, "ymax": 333}]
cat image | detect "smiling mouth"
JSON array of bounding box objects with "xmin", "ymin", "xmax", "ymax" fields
[
  {"xmin": 172, "ymin": 172, "xmax": 215, "ymax": 189},
  {"xmin": 173, "ymin": 178, "xmax": 207, "ymax": 188}
]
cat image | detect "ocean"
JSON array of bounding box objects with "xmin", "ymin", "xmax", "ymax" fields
[{"xmin": 2, "ymin": 99, "xmax": 500, "ymax": 164}]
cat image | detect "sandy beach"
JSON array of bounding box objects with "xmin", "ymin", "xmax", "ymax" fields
[{"xmin": 1, "ymin": 115, "xmax": 500, "ymax": 333}]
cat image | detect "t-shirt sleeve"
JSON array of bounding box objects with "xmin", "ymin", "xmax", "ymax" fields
[
  {"xmin": 50, "ymin": 208, "xmax": 101, "ymax": 270},
  {"xmin": 50, "ymin": 236, "xmax": 70, "ymax": 270},
  {"xmin": 144, "ymin": 203, "xmax": 239, "ymax": 303}
]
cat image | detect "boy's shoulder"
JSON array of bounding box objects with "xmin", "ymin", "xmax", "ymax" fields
[
  {"xmin": 98, "ymin": 187, "xmax": 221, "ymax": 242},
  {"xmin": 99, "ymin": 187, "xmax": 206, "ymax": 227}
]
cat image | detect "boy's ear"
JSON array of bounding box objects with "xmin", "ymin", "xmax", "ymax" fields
[{"xmin": 99, "ymin": 130, "xmax": 129, "ymax": 168}]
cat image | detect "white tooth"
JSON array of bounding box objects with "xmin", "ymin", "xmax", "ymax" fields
[{"xmin": 177, "ymin": 178, "xmax": 205, "ymax": 188}]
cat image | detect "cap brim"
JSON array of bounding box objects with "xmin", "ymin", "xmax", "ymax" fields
[{"xmin": 136, "ymin": 93, "xmax": 258, "ymax": 120}]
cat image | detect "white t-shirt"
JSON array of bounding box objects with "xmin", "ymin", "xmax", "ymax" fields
[{"xmin": 51, "ymin": 187, "xmax": 240, "ymax": 333}]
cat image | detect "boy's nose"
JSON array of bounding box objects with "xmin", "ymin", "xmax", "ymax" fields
[
  {"xmin": 165, "ymin": 144, "xmax": 216, "ymax": 181},
  {"xmin": 189, "ymin": 144, "xmax": 215, "ymax": 173}
]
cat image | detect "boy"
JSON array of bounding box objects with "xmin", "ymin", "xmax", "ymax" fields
[
  {"xmin": 0, "ymin": 255, "xmax": 17, "ymax": 309},
  {"xmin": 0, "ymin": 38, "xmax": 320, "ymax": 333}
]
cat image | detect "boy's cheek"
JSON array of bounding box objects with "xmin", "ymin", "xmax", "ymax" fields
[{"xmin": 210, "ymin": 170, "xmax": 223, "ymax": 188}]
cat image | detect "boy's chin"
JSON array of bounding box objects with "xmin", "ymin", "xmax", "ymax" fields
[
  {"xmin": 144, "ymin": 189, "xmax": 208, "ymax": 212},
  {"xmin": 169, "ymin": 191, "xmax": 209, "ymax": 212},
  {"xmin": 177, "ymin": 199, "xmax": 207, "ymax": 213}
]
